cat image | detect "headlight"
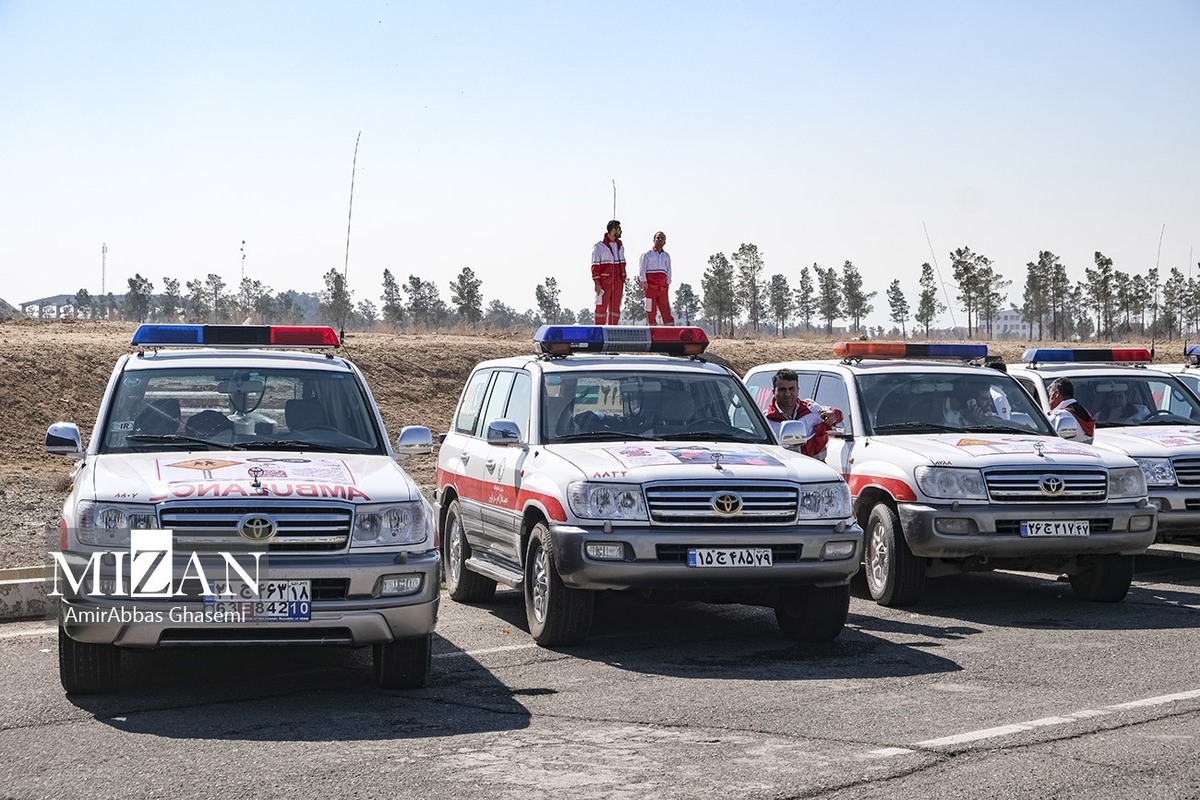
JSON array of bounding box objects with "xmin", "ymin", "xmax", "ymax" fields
[
  {"xmin": 351, "ymin": 502, "xmax": 430, "ymax": 547},
  {"xmin": 567, "ymin": 482, "xmax": 648, "ymax": 521},
  {"xmin": 1108, "ymin": 467, "xmax": 1148, "ymax": 500},
  {"xmin": 74, "ymin": 500, "xmax": 157, "ymax": 546},
  {"xmin": 797, "ymin": 482, "xmax": 852, "ymax": 519},
  {"xmin": 914, "ymin": 467, "xmax": 987, "ymax": 500},
  {"xmin": 1134, "ymin": 458, "xmax": 1177, "ymax": 487}
]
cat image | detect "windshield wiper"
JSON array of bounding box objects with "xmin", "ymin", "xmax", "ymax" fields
[
  {"xmin": 872, "ymin": 422, "xmax": 961, "ymax": 433},
  {"xmin": 961, "ymin": 423, "xmax": 1033, "ymax": 434},
  {"xmin": 552, "ymin": 431, "xmax": 663, "ymax": 443},
  {"xmin": 125, "ymin": 434, "xmax": 222, "ymax": 449},
  {"xmin": 670, "ymin": 430, "xmax": 763, "ymax": 442},
  {"xmin": 228, "ymin": 440, "xmax": 338, "ymax": 451}
]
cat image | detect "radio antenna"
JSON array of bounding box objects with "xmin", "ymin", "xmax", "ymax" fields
[
  {"xmin": 923, "ymin": 220, "xmax": 957, "ymax": 329},
  {"xmin": 344, "ymin": 132, "xmax": 361, "ymax": 280}
]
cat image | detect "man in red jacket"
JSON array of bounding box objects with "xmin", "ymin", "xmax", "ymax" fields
[
  {"xmin": 1048, "ymin": 377, "xmax": 1095, "ymax": 443},
  {"xmin": 763, "ymin": 368, "xmax": 843, "ymax": 461},
  {"xmin": 591, "ymin": 220, "xmax": 625, "ymax": 325}
]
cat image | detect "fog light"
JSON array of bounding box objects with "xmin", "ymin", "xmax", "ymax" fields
[
  {"xmin": 1151, "ymin": 498, "xmax": 1168, "ymax": 512},
  {"xmin": 380, "ymin": 574, "xmax": 422, "ymax": 596},
  {"xmin": 934, "ymin": 518, "xmax": 972, "ymax": 534},
  {"xmin": 821, "ymin": 541, "xmax": 856, "ymax": 560},
  {"xmin": 585, "ymin": 542, "xmax": 626, "ymax": 561},
  {"xmin": 1130, "ymin": 515, "xmax": 1155, "ymax": 533}
]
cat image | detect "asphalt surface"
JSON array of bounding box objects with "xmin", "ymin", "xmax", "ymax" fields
[{"xmin": 3, "ymin": 557, "xmax": 1200, "ymax": 799}]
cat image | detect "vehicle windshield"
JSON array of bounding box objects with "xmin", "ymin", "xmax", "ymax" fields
[
  {"xmin": 858, "ymin": 371, "xmax": 1056, "ymax": 436},
  {"xmin": 1069, "ymin": 374, "xmax": 1200, "ymax": 428},
  {"xmin": 100, "ymin": 366, "xmax": 383, "ymax": 453},
  {"xmin": 540, "ymin": 369, "xmax": 773, "ymax": 444}
]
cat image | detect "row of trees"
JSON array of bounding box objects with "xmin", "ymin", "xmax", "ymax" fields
[{"xmin": 74, "ymin": 245, "xmax": 1199, "ymax": 341}]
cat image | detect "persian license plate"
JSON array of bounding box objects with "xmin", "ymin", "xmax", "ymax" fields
[
  {"xmin": 686, "ymin": 548, "xmax": 773, "ymax": 568},
  {"xmin": 205, "ymin": 579, "xmax": 312, "ymax": 621},
  {"xmin": 1020, "ymin": 520, "xmax": 1090, "ymax": 537}
]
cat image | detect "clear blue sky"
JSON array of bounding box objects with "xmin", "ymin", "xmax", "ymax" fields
[{"xmin": 2, "ymin": 1, "xmax": 1198, "ymax": 326}]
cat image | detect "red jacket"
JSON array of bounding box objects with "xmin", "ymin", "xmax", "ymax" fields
[{"xmin": 766, "ymin": 399, "xmax": 843, "ymax": 459}]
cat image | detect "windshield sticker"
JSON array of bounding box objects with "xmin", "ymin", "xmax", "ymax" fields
[
  {"xmin": 950, "ymin": 437, "xmax": 1099, "ymax": 458},
  {"xmin": 599, "ymin": 445, "xmax": 784, "ymax": 469},
  {"xmin": 158, "ymin": 457, "xmax": 355, "ymax": 483},
  {"xmin": 1119, "ymin": 429, "xmax": 1200, "ymax": 448}
]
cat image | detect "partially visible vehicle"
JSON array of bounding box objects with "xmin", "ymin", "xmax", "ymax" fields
[
  {"xmin": 1152, "ymin": 343, "xmax": 1200, "ymax": 399},
  {"xmin": 435, "ymin": 325, "xmax": 863, "ymax": 646},
  {"xmin": 47, "ymin": 324, "xmax": 439, "ymax": 693},
  {"xmin": 1009, "ymin": 346, "xmax": 1200, "ymax": 542},
  {"xmin": 743, "ymin": 342, "xmax": 1157, "ymax": 607}
]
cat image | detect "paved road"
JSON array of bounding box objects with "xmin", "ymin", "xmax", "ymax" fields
[{"xmin": 3, "ymin": 558, "xmax": 1200, "ymax": 799}]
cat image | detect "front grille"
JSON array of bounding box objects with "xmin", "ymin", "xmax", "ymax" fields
[
  {"xmin": 995, "ymin": 519, "xmax": 1113, "ymax": 535},
  {"xmin": 159, "ymin": 627, "xmax": 355, "ymax": 644},
  {"xmin": 1185, "ymin": 499, "xmax": 1200, "ymax": 512},
  {"xmin": 159, "ymin": 501, "xmax": 353, "ymax": 552},
  {"xmin": 1173, "ymin": 457, "xmax": 1200, "ymax": 487},
  {"xmin": 984, "ymin": 469, "xmax": 1107, "ymax": 502},
  {"xmin": 655, "ymin": 544, "xmax": 802, "ymax": 563},
  {"xmin": 644, "ymin": 482, "xmax": 798, "ymax": 524}
]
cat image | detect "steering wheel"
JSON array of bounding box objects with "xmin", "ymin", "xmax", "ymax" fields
[{"xmin": 1144, "ymin": 410, "xmax": 1175, "ymax": 420}]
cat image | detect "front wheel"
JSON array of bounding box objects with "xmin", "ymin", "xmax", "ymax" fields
[
  {"xmin": 864, "ymin": 502, "xmax": 925, "ymax": 607},
  {"xmin": 443, "ymin": 499, "xmax": 497, "ymax": 603},
  {"xmin": 1070, "ymin": 554, "xmax": 1134, "ymax": 602},
  {"xmin": 58, "ymin": 626, "xmax": 120, "ymax": 694},
  {"xmin": 374, "ymin": 634, "xmax": 432, "ymax": 689},
  {"xmin": 774, "ymin": 584, "xmax": 850, "ymax": 641},
  {"xmin": 524, "ymin": 523, "xmax": 594, "ymax": 646}
]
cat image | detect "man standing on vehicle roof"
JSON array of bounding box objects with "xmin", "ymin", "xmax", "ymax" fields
[
  {"xmin": 592, "ymin": 220, "xmax": 626, "ymax": 325},
  {"xmin": 764, "ymin": 367, "xmax": 843, "ymax": 461},
  {"xmin": 639, "ymin": 231, "xmax": 674, "ymax": 326},
  {"xmin": 1048, "ymin": 376, "xmax": 1095, "ymax": 444}
]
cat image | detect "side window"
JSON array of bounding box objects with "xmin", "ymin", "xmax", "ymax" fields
[
  {"xmin": 812, "ymin": 374, "xmax": 851, "ymax": 428},
  {"xmin": 454, "ymin": 369, "xmax": 492, "ymax": 435},
  {"xmin": 1015, "ymin": 377, "xmax": 1041, "ymax": 407},
  {"xmin": 505, "ymin": 371, "xmax": 533, "ymax": 440},
  {"xmin": 745, "ymin": 370, "xmax": 817, "ymax": 412},
  {"xmin": 796, "ymin": 372, "xmax": 818, "ymax": 399},
  {"xmin": 480, "ymin": 371, "xmax": 516, "ymax": 435}
]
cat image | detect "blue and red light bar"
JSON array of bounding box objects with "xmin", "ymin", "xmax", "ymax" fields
[
  {"xmin": 131, "ymin": 324, "xmax": 340, "ymax": 348},
  {"xmin": 1020, "ymin": 347, "xmax": 1151, "ymax": 365},
  {"xmin": 1186, "ymin": 344, "xmax": 1200, "ymax": 366},
  {"xmin": 834, "ymin": 342, "xmax": 987, "ymax": 360},
  {"xmin": 534, "ymin": 325, "xmax": 709, "ymax": 356}
]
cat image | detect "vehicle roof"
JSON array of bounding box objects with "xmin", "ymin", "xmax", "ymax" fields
[
  {"xmin": 744, "ymin": 358, "xmax": 990, "ymax": 377},
  {"xmin": 120, "ymin": 348, "xmax": 356, "ymax": 373},
  {"xmin": 474, "ymin": 353, "xmax": 733, "ymax": 375},
  {"xmin": 1007, "ymin": 362, "xmax": 1178, "ymax": 379}
]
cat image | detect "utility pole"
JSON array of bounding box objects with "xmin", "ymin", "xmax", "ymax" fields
[{"xmin": 101, "ymin": 242, "xmax": 107, "ymax": 295}]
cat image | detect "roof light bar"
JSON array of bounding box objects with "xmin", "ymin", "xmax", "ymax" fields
[
  {"xmin": 534, "ymin": 325, "xmax": 709, "ymax": 356},
  {"xmin": 1186, "ymin": 344, "xmax": 1200, "ymax": 365},
  {"xmin": 834, "ymin": 342, "xmax": 988, "ymax": 360},
  {"xmin": 1020, "ymin": 347, "xmax": 1151, "ymax": 364},
  {"xmin": 131, "ymin": 324, "xmax": 340, "ymax": 348}
]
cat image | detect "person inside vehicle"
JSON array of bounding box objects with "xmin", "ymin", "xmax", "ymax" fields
[
  {"xmin": 763, "ymin": 368, "xmax": 842, "ymax": 461},
  {"xmin": 1047, "ymin": 377, "xmax": 1096, "ymax": 443},
  {"xmin": 1096, "ymin": 387, "xmax": 1150, "ymax": 424}
]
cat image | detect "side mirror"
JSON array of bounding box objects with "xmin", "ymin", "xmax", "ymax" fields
[
  {"xmin": 1052, "ymin": 415, "xmax": 1079, "ymax": 440},
  {"xmin": 486, "ymin": 420, "xmax": 522, "ymax": 446},
  {"xmin": 778, "ymin": 419, "xmax": 808, "ymax": 450},
  {"xmin": 395, "ymin": 425, "xmax": 433, "ymax": 457},
  {"xmin": 45, "ymin": 422, "xmax": 84, "ymax": 458}
]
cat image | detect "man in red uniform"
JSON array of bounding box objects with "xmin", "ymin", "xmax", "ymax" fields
[
  {"xmin": 1047, "ymin": 377, "xmax": 1095, "ymax": 443},
  {"xmin": 639, "ymin": 231, "xmax": 674, "ymax": 326},
  {"xmin": 591, "ymin": 220, "xmax": 625, "ymax": 325},
  {"xmin": 763, "ymin": 368, "xmax": 843, "ymax": 461}
]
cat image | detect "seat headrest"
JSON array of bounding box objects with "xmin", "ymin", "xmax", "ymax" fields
[
  {"xmin": 133, "ymin": 398, "xmax": 181, "ymax": 435},
  {"xmin": 285, "ymin": 399, "xmax": 328, "ymax": 431},
  {"xmin": 185, "ymin": 410, "xmax": 233, "ymax": 439}
]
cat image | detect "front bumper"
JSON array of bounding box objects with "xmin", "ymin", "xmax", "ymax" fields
[
  {"xmin": 57, "ymin": 550, "xmax": 440, "ymax": 648},
  {"xmin": 1146, "ymin": 487, "xmax": 1200, "ymax": 535},
  {"xmin": 896, "ymin": 502, "xmax": 1157, "ymax": 559},
  {"xmin": 548, "ymin": 521, "xmax": 863, "ymax": 591}
]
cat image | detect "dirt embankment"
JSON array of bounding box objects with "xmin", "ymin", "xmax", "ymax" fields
[{"xmin": 0, "ymin": 317, "xmax": 1156, "ymax": 568}]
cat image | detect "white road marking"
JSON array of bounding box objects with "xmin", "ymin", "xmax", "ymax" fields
[
  {"xmin": 434, "ymin": 642, "xmax": 539, "ymax": 659},
  {"xmin": 867, "ymin": 689, "xmax": 1200, "ymax": 757}
]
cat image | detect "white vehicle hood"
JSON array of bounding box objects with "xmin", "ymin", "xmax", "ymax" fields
[
  {"xmin": 546, "ymin": 441, "xmax": 843, "ymax": 483},
  {"xmin": 87, "ymin": 451, "xmax": 421, "ymax": 504},
  {"xmin": 876, "ymin": 434, "xmax": 1112, "ymax": 466},
  {"xmin": 1094, "ymin": 426, "xmax": 1200, "ymax": 457}
]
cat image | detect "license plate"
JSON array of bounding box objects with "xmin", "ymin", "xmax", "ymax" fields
[
  {"xmin": 686, "ymin": 548, "xmax": 773, "ymax": 568},
  {"xmin": 204, "ymin": 579, "xmax": 312, "ymax": 621},
  {"xmin": 1020, "ymin": 520, "xmax": 1090, "ymax": 537}
]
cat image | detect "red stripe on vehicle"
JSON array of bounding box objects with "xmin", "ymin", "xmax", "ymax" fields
[
  {"xmin": 845, "ymin": 473, "xmax": 918, "ymax": 502},
  {"xmin": 437, "ymin": 467, "xmax": 567, "ymax": 522}
]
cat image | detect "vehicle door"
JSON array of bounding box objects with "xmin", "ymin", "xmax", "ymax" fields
[
  {"xmin": 477, "ymin": 369, "xmax": 533, "ymax": 563},
  {"xmin": 811, "ymin": 371, "xmax": 855, "ymax": 476},
  {"xmin": 465, "ymin": 369, "xmax": 517, "ymax": 559},
  {"xmin": 743, "ymin": 368, "xmax": 817, "ymax": 436},
  {"xmin": 445, "ymin": 368, "xmax": 493, "ymax": 541}
]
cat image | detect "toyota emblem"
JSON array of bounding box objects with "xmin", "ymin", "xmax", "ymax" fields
[
  {"xmin": 239, "ymin": 515, "xmax": 277, "ymax": 542},
  {"xmin": 712, "ymin": 492, "xmax": 743, "ymax": 515},
  {"xmin": 1039, "ymin": 475, "xmax": 1065, "ymax": 496}
]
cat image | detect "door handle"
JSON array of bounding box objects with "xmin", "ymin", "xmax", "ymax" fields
[
  {"xmin": 460, "ymin": 450, "xmax": 470, "ymax": 465},
  {"xmin": 484, "ymin": 459, "xmax": 497, "ymax": 473}
]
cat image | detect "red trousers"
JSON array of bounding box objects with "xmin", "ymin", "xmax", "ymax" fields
[
  {"xmin": 643, "ymin": 272, "xmax": 673, "ymax": 325},
  {"xmin": 593, "ymin": 266, "xmax": 625, "ymax": 325}
]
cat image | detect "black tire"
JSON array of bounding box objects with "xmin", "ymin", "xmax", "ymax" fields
[
  {"xmin": 58, "ymin": 626, "xmax": 120, "ymax": 695},
  {"xmin": 1070, "ymin": 554, "xmax": 1134, "ymax": 602},
  {"xmin": 774, "ymin": 584, "xmax": 850, "ymax": 642},
  {"xmin": 524, "ymin": 522, "xmax": 594, "ymax": 646},
  {"xmin": 374, "ymin": 634, "xmax": 432, "ymax": 689},
  {"xmin": 443, "ymin": 499, "xmax": 497, "ymax": 603},
  {"xmin": 864, "ymin": 502, "xmax": 925, "ymax": 607}
]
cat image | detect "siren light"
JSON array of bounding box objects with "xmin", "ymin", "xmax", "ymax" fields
[
  {"xmin": 534, "ymin": 325, "xmax": 709, "ymax": 356},
  {"xmin": 131, "ymin": 324, "xmax": 340, "ymax": 348}
]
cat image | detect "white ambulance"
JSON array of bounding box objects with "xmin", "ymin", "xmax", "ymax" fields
[
  {"xmin": 1152, "ymin": 344, "xmax": 1200, "ymax": 399},
  {"xmin": 435, "ymin": 325, "xmax": 863, "ymax": 647},
  {"xmin": 743, "ymin": 342, "xmax": 1156, "ymax": 607},
  {"xmin": 45, "ymin": 324, "xmax": 439, "ymax": 693},
  {"xmin": 1007, "ymin": 346, "xmax": 1200, "ymax": 542}
]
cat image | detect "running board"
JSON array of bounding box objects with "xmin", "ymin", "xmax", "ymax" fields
[{"xmin": 465, "ymin": 556, "xmax": 524, "ymax": 588}]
